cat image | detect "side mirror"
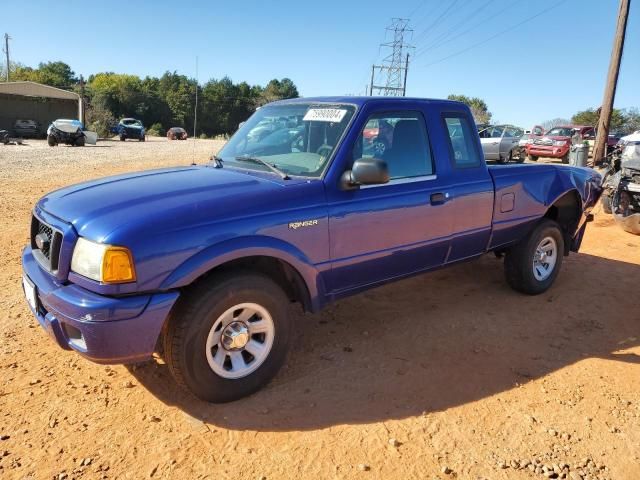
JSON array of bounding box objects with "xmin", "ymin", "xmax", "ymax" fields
[{"xmin": 341, "ymin": 157, "xmax": 389, "ymax": 189}]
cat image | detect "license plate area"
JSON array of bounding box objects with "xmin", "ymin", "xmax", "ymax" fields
[{"xmin": 22, "ymin": 275, "xmax": 38, "ymax": 312}]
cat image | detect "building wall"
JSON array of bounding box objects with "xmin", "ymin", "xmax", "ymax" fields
[{"xmin": 0, "ymin": 94, "xmax": 78, "ymax": 136}]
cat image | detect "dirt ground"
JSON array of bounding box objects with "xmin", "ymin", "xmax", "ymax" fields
[{"xmin": 1, "ymin": 138, "xmax": 639, "ymax": 480}]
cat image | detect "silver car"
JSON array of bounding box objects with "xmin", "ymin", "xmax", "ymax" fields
[{"xmin": 478, "ymin": 125, "xmax": 524, "ymax": 163}]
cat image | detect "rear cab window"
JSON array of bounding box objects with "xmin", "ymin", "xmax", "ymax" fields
[{"xmin": 443, "ymin": 115, "xmax": 482, "ymax": 168}]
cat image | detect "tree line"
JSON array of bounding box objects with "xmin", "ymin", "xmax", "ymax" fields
[
  {"xmin": 1, "ymin": 61, "xmax": 299, "ymax": 137},
  {"xmin": 447, "ymin": 93, "xmax": 639, "ymax": 134}
]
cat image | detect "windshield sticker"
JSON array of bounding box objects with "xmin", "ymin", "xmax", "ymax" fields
[{"xmin": 303, "ymin": 108, "xmax": 348, "ymax": 123}]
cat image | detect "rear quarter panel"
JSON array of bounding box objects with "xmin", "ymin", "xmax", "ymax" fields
[{"xmin": 488, "ymin": 164, "xmax": 601, "ymax": 249}]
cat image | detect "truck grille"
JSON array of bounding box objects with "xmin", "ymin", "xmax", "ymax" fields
[
  {"xmin": 31, "ymin": 215, "xmax": 62, "ymax": 272},
  {"xmin": 534, "ymin": 138, "xmax": 553, "ymax": 146}
]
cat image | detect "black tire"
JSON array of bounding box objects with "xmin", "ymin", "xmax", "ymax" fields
[
  {"xmin": 120, "ymin": 135, "xmax": 126, "ymax": 141},
  {"xmin": 528, "ymin": 154, "xmax": 538, "ymax": 162},
  {"xmin": 47, "ymin": 135, "xmax": 57, "ymax": 147},
  {"xmin": 504, "ymin": 219, "xmax": 565, "ymax": 295},
  {"xmin": 561, "ymin": 153, "xmax": 569, "ymax": 164},
  {"xmin": 516, "ymin": 148, "xmax": 526, "ymax": 163},
  {"xmin": 139, "ymin": 135, "xmax": 145, "ymax": 142},
  {"xmin": 163, "ymin": 272, "xmax": 292, "ymax": 403},
  {"xmin": 601, "ymin": 194, "xmax": 613, "ymax": 214},
  {"xmin": 75, "ymin": 136, "xmax": 85, "ymax": 147}
]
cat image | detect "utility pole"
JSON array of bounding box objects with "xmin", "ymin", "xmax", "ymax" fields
[
  {"xmin": 79, "ymin": 75, "xmax": 85, "ymax": 124},
  {"xmin": 370, "ymin": 18, "xmax": 414, "ymax": 96},
  {"xmin": 3, "ymin": 33, "xmax": 10, "ymax": 82},
  {"xmin": 593, "ymin": 0, "xmax": 631, "ymax": 165}
]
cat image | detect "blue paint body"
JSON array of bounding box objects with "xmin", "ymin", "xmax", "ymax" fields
[{"xmin": 21, "ymin": 97, "xmax": 602, "ymax": 364}]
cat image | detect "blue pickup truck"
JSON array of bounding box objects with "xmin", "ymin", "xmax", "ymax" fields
[{"xmin": 22, "ymin": 97, "xmax": 602, "ymax": 402}]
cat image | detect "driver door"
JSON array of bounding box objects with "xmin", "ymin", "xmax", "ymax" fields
[{"xmin": 325, "ymin": 107, "xmax": 453, "ymax": 295}]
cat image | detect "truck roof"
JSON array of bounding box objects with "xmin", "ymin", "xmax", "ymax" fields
[{"xmin": 272, "ymin": 96, "xmax": 465, "ymax": 108}]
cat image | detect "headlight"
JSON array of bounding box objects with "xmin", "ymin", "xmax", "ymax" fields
[
  {"xmin": 71, "ymin": 237, "xmax": 136, "ymax": 283},
  {"xmin": 552, "ymin": 140, "xmax": 567, "ymax": 146}
]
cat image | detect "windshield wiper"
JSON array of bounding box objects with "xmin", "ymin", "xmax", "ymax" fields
[
  {"xmin": 234, "ymin": 155, "xmax": 290, "ymax": 180},
  {"xmin": 211, "ymin": 154, "xmax": 224, "ymax": 168}
]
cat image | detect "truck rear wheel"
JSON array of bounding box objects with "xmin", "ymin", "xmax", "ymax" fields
[
  {"xmin": 163, "ymin": 272, "xmax": 292, "ymax": 403},
  {"xmin": 504, "ymin": 219, "xmax": 564, "ymax": 295}
]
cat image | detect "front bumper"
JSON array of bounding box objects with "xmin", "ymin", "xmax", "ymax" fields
[
  {"xmin": 21, "ymin": 247, "xmax": 179, "ymax": 364},
  {"xmin": 527, "ymin": 144, "xmax": 570, "ymax": 158}
]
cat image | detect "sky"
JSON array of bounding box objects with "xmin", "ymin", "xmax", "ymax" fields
[{"xmin": 3, "ymin": 0, "xmax": 638, "ymax": 127}]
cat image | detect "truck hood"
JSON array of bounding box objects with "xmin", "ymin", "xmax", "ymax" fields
[{"xmin": 37, "ymin": 166, "xmax": 295, "ymax": 242}]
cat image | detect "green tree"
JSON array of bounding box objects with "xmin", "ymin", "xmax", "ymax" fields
[
  {"xmin": 621, "ymin": 108, "xmax": 640, "ymax": 133},
  {"xmin": 447, "ymin": 94, "xmax": 492, "ymax": 124},
  {"xmin": 260, "ymin": 78, "xmax": 299, "ymax": 105},
  {"xmin": 571, "ymin": 108, "xmax": 625, "ymax": 130}
]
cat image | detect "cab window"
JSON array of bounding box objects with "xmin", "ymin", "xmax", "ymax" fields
[
  {"xmin": 443, "ymin": 115, "xmax": 482, "ymax": 168},
  {"xmin": 354, "ymin": 111, "xmax": 433, "ymax": 179}
]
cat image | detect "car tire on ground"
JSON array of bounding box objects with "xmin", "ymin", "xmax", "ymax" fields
[
  {"xmin": 163, "ymin": 271, "xmax": 293, "ymax": 403},
  {"xmin": 601, "ymin": 195, "xmax": 613, "ymax": 214},
  {"xmin": 47, "ymin": 135, "xmax": 57, "ymax": 147},
  {"xmin": 561, "ymin": 153, "xmax": 569, "ymax": 164},
  {"xmin": 516, "ymin": 148, "xmax": 526, "ymax": 163},
  {"xmin": 504, "ymin": 219, "xmax": 564, "ymax": 295},
  {"xmin": 75, "ymin": 136, "xmax": 85, "ymax": 147},
  {"xmin": 120, "ymin": 135, "xmax": 126, "ymax": 142},
  {"xmin": 528, "ymin": 154, "xmax": 538, "ymax": 162},
  {"xmin": 139, "ymin": 136, "xmax": 145, "ymax": 142}
]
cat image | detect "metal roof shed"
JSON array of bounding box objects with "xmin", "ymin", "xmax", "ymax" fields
[{"xmin": 0, "ymin": 81, "xmax": 83, "ymax": 134}]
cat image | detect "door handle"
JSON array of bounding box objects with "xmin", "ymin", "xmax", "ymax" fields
[
  {"xmin": 430, "ymin": 192, "xmax": 448, "ymax": 205},
  {"xmin": 491, "ymin": 141, "xmax": 499, "ymax": 145}
]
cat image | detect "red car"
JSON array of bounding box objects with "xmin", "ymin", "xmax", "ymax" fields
[
  {"xmin": 526, "ymin": 125, "xmax": 594, "ymax": 163},
  {"xmin": 167, "ymin": 127, "xmax": 188, "ymax": 140}
]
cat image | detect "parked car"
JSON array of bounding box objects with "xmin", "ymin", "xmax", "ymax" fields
[
  {"xmin": 600, "ymin": 141, "xmax": 640, "ymax": 234},
  {"xmin": 46, "ymin": 119, "xmax": 97, "ymax": 147},
  {"xmin": 583, "ymin": 130, "xmax": 621, "ymax": 157},
  {"xmin": 478, "ymin": 124, "xmax": 524, "ymax": 163},
  {"xmin": 517, "ymin": 125, "xmax": 545, "ymax": 160},
  {"xmin": 526, "ymin": 125, "xmax": 594, "ymax": 163},
  {"xmin": 22, "ymin": 96, "xmax": 602, "ymax": 403},
  {"xmin": 114, "ymin": 118, "xmax": 145, "ymax": 141},
  {"xmin": 14, "ymin": 119, "xmax": 40, "ymax": 138},
  {"xmin": 618, "ymin": 131, "xmax": 640, "ymax": 147},
  {"xmin": 167, "ymin": 127, "xmax": 188, "ymax": 140}
]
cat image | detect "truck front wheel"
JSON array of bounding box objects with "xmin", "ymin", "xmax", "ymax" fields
[
  {"xmin": 163, "ymin": 272, "xmax": 292, "ymax": 403},
  {"xmin": 504, "ymin": 219, "xmax": 564, "ymax": 295},
  {"xmin": 47, "ymin": 135, "xmax": 57, "ymax": 147}
]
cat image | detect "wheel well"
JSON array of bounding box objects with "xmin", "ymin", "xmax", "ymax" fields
[
  {"xmin": 194, "ymin": 256, "xmax": 312, "ymax": 312},
  {"xmin": 544, "ymin": 190, "xmax": 582, "ymax": 253}
]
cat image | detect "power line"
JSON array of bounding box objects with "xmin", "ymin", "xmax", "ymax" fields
[
  {"xmin": 414, "ymin": 0, "xmax": 498, "ymax": 56},
  {"xmin": 414, "ymin": 0, "xmax": 526, "ymax": 59},
  {"xmin": 420, "ymin": 0, "xmax": 570, "ymax": 67},
  {"xmin": 412, "ymin": 0, "xmax": 461, "ymax": 46},
  {"xmin": 407, "ymin": 0, "xmax": 429, "ymax": 19}
]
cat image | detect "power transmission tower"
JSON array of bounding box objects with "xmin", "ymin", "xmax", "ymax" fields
[
  {"xmin": 369, "ymin": 18, "xmax": 414, "ymax": 96},
  {"xmin": 593, "ymin": 0, "xmax": 631, "ymax": 165},
  {"xmin": 3, "ymin": 33, "xmax": 10, "ymax": 82}
]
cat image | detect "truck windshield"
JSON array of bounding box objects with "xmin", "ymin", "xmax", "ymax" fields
[{"xmin": 217, "ymin": 103, "xmax": 356, "ymax": 177}]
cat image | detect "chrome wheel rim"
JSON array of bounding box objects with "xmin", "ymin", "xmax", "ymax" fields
[
  {"xmin": 533, "ymin": 236, "xmax": 557, "ymax": 281},
  {"xmin": 205, "ymin": 303, "xmax": 275, "ymax": 379}
]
